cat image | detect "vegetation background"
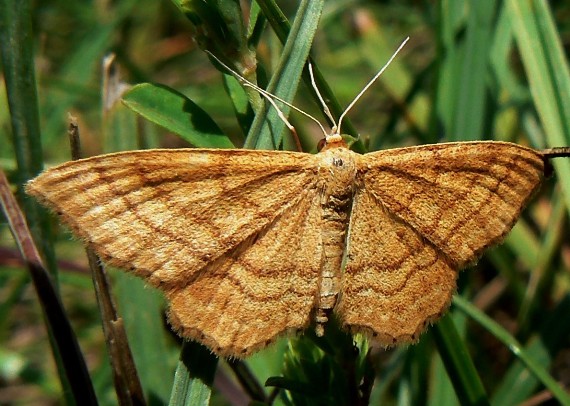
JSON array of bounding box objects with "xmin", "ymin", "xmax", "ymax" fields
[{"xmin": 1, "ymin": 0, "xmax": 570, "ymax": 405}]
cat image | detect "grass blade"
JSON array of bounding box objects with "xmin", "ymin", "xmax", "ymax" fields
[
  {"xmin": 244, "ymin": 0, "xmax": 324, "ymax": 149},
  {"xmin": 508, "ymin": 0, "xmax": 570, "ymax": 212},
  {"xmin": 0, "ymin": 170, "xmax": 98, "ymax": 405},
  {"xmin": 432, "ymin": 314, "xmax": 489, "ymax": 406},
  {"xmin": 0, "ymin": 0, "xmax": 57, "ymax": 273},
  {"xmin": 454, "ymin": 296, "xmax": 570, "ymax": 405},
  {"xmin": 255, "ymin": 0, "xmax": 361, "ymax": 145},
  {"xmin": 169, "ymin": 341, "xmax": 218, "ymax": 406}
]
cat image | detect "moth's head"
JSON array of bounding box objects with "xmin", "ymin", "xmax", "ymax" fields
[
  {"xmin": 317, "ymin": 129, "xmax": 360, "ymax": 152},
  {"xmin": 318, "ymin": 132, "xmax": 347, "ymax": 152}
]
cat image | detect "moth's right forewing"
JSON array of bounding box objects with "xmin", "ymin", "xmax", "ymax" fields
[{"xmin": 26, "ymin": 149, "xmax": 320, "ymax": 286}]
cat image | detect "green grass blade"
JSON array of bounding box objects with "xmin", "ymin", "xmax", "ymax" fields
[
  {"xmin": 508, "ymin": 0, "xmax": 570, "ymax": 213},
  {"xmin": 255, "ymin": 0, "xmax": 361, "ymax": 144},
  {"xmin": 0, "ymin": 1, "xmax": 43, "ymax": 183},
  {"xmin": 429, "ymin": 349, "xmax": 460, "ymax": 406},
  {"xmin": 169, "ymin": 341, "xmax": 218, "ymax": 406},
  {"xmin": 435, "ymin": 0, "xmax": 465, "ymax": 139},
  {"xmin": 432, "ymin": 314, "xmax": 489, "ymax": 406},
  {"xmin": 428, "ymin": 310, "xmax": 468, "ymax": 406},
  {"xmin": 0, "ymin": 0, "xmax": 57, "ymax": 274},
  {"xmin": 113, "ymin": 275, "xmax": 174, "ymax": 402},
  {"xmin": 222, "ymin": 73, "xmax": 254, "ymax": 140},
  {"xmin": 449, "ymin": 1, "xmax": 497, "ymax": 141},
  {"xmin": 489, "ymin": 6, "xmax": 529, "ymax": 108},
  {"xmin": 517, "ymin": 192, "xmax": 567, "ymax": 332},
  {"xmin": 491, "ymin": 295, "xmax": 570, "ymax": 404},
  {"xmin": 247, "ymin": 1, "xmax": 264, "ymax": 47},
  {"xmin": 453, "ymin": 296, "xmax": 570, "ymax": 405},
  {"xmin": 503, "ymin": 219, "xmax": 539, "ymax": 269},
  {"xmin": 244, "ymin": 0, "xmax": 324, "ymax": 150},
  {"xmin": 437, "ymin": 1, "xmax": 498, "ymax": 142}
]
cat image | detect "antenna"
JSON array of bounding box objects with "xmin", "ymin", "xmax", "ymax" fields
[
  {"xmin": 206, "ymin": 51, "xmax": 329, "ymax": 138},
  {"xmin": 207, "ymin": 36, "xmax": 410, "ymax": 143},
  {"xmin": 308, "ymin": 63, "xmax": 337, "ymax": 131},
  {"xmin": 337, "ymin": 37, "xmax": 410, "ymax": 134}
]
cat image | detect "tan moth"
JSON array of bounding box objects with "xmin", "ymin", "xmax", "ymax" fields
[{"xmin": 26, "ymin": 39, "xmax": 570, "ymax": 358}]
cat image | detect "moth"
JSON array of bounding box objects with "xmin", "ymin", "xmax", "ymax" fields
[
  {"xmin": 27, "ymin": 134, "xmax": 570, "ymax": 357},
  {"xmin": 25, "ymin": 40, "xmax": 570, "ymax": 358}
]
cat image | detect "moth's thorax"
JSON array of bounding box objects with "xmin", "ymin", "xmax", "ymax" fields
[{"xmin": 317, "ymin": 145, "xmax": 358, "ymax": 198}]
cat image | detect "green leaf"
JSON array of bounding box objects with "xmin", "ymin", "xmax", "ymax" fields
[
  {"xmin": 222, "ymin": 73, "xmax": 253, "ymax": 139},
  {"xmin": 122, "ymin": 83, "xmax": 235, "ymax": 149}
]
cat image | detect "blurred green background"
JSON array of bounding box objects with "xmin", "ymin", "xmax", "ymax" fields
[{"xmin": 1, "ymin": 0, "xmax": 570, "ymax": 405}]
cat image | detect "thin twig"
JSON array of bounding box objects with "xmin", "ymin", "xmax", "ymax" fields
[
  {"xmin": 68, "ymin": 117, "xmax": 146, "ymax": 406},
  {"xmin": 542, "ymin": 147, "xmax": 570, "ymax": 159}
]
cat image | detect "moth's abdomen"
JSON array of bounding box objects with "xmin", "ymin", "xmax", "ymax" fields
[{"xmin": 315, "ymin": 147, "xmax": 358, "ymax": 335}]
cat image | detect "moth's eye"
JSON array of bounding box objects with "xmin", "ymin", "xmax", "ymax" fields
[{"xmin": 317, "ymin": 138, "xmax": 326, "ymax": 151}]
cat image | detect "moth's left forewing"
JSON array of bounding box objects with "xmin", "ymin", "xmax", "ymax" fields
[{"xmin": 356, "ymin": 141, "xmax": 545, "ymax": 267}]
